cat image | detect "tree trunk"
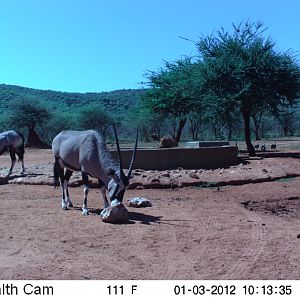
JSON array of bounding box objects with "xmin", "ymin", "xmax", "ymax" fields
[
  {"xmin": 212, "ymin": 124, "xmax": 218, "ymax": 140},
  {"xmin": 252, "ymin": 116, "xmax": 261, "ymax": 140},
  {"xmin": 252, "ymin": 112, "xmax": 263, "ymax": 141},
  {"xmin": 227, "ymin": 124, "xmax": 232, "ymax": 141},
  {"xmin": 26, "ymin": 127, "xmax": 46, "ymax": 148},
  {"xmin": 175, "ymin": 118, "xmax": 186, "ymax": 142},
  {"xmin": 242, "ymin": 110, "xmax": 256, "ymax": 156}
]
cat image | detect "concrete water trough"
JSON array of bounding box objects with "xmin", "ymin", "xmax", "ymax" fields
[{"xmin": 111, "ymin": 145, "xmax": 238, "ymax": 170}]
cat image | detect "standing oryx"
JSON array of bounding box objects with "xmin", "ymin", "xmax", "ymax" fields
[
  {"xmin": 52, "ymin": 124, "xmax": 138, "ymax": 215},
  {"xmin": 0, "ymin": 130, "xmax": 25, "ymax": 177}
]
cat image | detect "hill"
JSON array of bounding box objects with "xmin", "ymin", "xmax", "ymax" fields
[{"xmin": 0, "ymin": 83, "xmax": 144, "ymax": 115}]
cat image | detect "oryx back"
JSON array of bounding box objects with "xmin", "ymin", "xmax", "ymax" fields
[
  {"xmin": 52, "ymin": 130, "xmax": 116, "ymax": 181},
  {"xmin": 0, "ymin": 130, "xmax": 23, "ymax": 152}
]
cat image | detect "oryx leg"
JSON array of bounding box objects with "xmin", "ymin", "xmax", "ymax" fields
[
  {"xmin": 16, "ymin": 146, "xmax": 25, "ymax": 174},
  {"xmin": 20, "ymin": 159, "xmax": 25, "ymax": 174},
  {"xmin": 82, "ymin": 172, "xmax": 89, "ymax": 216},
  {"xmin": 98, "ymin": 179, "xmax": 109, "ymax": 209},
  {"xmin": 7, "ymin": 147, "xmax": 16, "ymax": 177},
  {"xmin": 57, "ymin": 163, "xmax": 68, "ymax": 210},
  {"xmin": 64, "ymin": 169, "xmax": 73, "ymax": 208}
]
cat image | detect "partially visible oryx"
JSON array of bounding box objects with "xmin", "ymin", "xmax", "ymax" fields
[
  {"xmin": 52, "ymin": 124, "xmax": 138, "ymax": 215},
  {"xmin": 0, "ymin": 130, "xmax": 25, "ymax": 176}
]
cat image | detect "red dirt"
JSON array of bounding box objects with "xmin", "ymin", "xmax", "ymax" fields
[{"xmin": 0, "ymin": 149, "xmax": 300, "ymax": 280}]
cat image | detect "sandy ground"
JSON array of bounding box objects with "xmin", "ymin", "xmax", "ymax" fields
[{"xmin": 0, "ymin": 149, "xmax": 300, "ymax": 280}]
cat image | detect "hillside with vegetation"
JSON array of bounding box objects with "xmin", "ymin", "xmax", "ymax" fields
[
  {"xmin": 0, "ymin": 83, "xmax": 142, "ymax": 114},
  {"xmin": 0, "ymin": 83, "xmax": 145, "ymax": 146}
]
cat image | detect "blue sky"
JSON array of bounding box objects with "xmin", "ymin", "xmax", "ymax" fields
[{"xmin": 0, "ymin": 0, "xmax": 300, "ymax": 93}]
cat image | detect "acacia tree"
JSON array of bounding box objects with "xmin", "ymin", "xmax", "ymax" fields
[
  {"xmin": 77, "ymin": 104, "xmax": 111, "ymax": 137},
  {"xmin": 128, "ymin": 106, "xmax": 166, "ymax": 142},
  {"xmin": 9, "ymin": 98, "xmax": 51, "ymax": 147},
  {"xmin": 272, "ymin": 106, "xmax": 296, "ymax": 136},
  {"xmin": 142, "ymin": 58, "xmax": 201, "ymax": 142},
  {"xmin": 197, "ymin": 21, "xmax": 300, "ymax": 155},
  {"xmin": 251, "ymin": 109, "xmax": 264, "ymax": 140}
]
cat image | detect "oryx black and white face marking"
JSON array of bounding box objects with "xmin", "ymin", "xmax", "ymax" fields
[{"xmin": 107, "ymin": 173, "xmax": 129, "ymax": 202}]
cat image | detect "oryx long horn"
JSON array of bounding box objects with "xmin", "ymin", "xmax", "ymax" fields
[
  {"xmin": 127, "ymin": 126, "xmax": 139, "ymax": 179},
  {"xmin": 112, "ymin": 122, "xmax": 124, "ymax": 174}
]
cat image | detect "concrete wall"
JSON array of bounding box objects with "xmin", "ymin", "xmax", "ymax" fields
[
  {"xmin": 185, "ymin": 141, "xmax": 230, "ymax": 148},
  {"xmin": 111, "ymin": 146, "xmax": 238, "ymax": 170}
]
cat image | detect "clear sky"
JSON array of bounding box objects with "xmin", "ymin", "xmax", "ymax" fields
[{"xmin": 0, "ymin": 0, "xmax": 300, "ymax": 93}]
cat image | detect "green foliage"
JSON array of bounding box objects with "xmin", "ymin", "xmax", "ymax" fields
[
  {"xmin": 0, "ymin": 84, "xmax": 144, "ymax": 144},
  {"xmin": 143, "ymin": 58, "xmax": 201, "ymax": 117},
  {"xmin": 8, "ymin": 97, "xmax": 52, "ymax": 130},
  {"xmin": 77, "ymin": 104, "xmax": 112, "ymax": 136},
  {"xmin": 127, "ymin": 105, "xmax": 166, "ymax": 141},
  {"xmin": 141, "ymin": 58, "xmax": 203, "ymax": 141},
  {"xmin": 198, "ymin": 21, "xmax": 300, "ymax": 112},
  {"xmin": 39, "ymin": 111, "xmax": 77, "ymax": 144},
  {"xmin": 196, "ymin": 21, "xmax": 300, "ymax": 153},
  {"xmin": 0, "ymin": 84, "xmax": 143, "ymax": 115}
]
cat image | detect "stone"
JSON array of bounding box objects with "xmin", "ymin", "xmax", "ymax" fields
[
  {"xmin": 189, "ymin": 172, "xmax": 199, "ymax": 179},
  {"xmin": 100, "ymin": 201, "xmax": 129, "ymax": 223},
  {"xmin": 161, "ymin": 173, "xmax": 170, "ymax": 177},
  {"xmin": 127, "ymin": 197, "xmax": 152, "ymax": 208},
  {"xmin": 135, "ymin": 185, "xmax": 145, "ymax": 190},
  {"xmin": 150, "ymin": 178, "xmax": 160, "ymax": 183}
]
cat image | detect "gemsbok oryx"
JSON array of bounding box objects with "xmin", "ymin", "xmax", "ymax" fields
[
  {"xmin": 52, "ymin": 124, "xmax": 138, "ymax": 215},
  {"xmin": 0, "ymin": 130, "xmax": 25, "ymax": 177}
]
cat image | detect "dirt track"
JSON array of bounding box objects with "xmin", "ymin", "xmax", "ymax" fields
[{"xmin": 0, "ymin": 149, "xmax": 300, "ymax": 280}]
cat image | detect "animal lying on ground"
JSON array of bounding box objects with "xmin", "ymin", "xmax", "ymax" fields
[
  {"xmin": 52, "ymin": 124, "xmax": 138, "ymax": 215},
  {"xmin": 159, "ymin": 137, "xmax": 178, "ymax": 148},
  {"xmin": 0, "ymin": 130, "xmax": 25, "ymax": 176},
  {"xmin": 151, "ymin": 133, "xmax": 160, "ymax": 141}
]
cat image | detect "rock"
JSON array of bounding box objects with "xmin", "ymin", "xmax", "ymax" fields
[
  {"xmin": 100, "ymin": 201, "xmax": 129, "ymax": 223},
  {"xmin": 189, "ymin": 172, "xmax": 199, "ymax": 179},
  {"xmin": 151, "ymin": 178, "xmax": 160, "ymax": 183},
  {"xmin": 127, "ymin": 197, "xmax": 152, "ymax": 208},
  {"xmin": 161, "ymin": 173, "xmax": 170, "ymax": 177},
  {"xmin": 159, "ymin": 137, "xmax": 178, "ymax": 148},
  {"xmin": 135, "ymin": 185, "xmax": 145, "ymax": 190}
]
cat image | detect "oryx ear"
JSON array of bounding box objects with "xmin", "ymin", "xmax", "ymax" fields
[{"xmin": 107, "ymin": 168, "xmax": 115, "ymax": 177}]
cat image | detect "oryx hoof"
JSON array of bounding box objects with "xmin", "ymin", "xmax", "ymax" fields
[
  {"xmin": 67, "ymin": 202, "xmax": 73, "ymax": 208},
  {"xmin": 61, "ymin": 202, "xmax": 68, "ymax": 210},
  {"xmin": 82, "ymin": 209, "xmax": 89, "ymax": 216}
]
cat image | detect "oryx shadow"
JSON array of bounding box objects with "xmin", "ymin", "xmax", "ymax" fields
[
  {"xmin": 0, "ymin": 172, "xmax": 44, "ymax": 182},
  {"xmin": 128, "ymin": 211, "xmax": 162, "ymax": 225},
  {"xmin": 71, "ymin": 206, "xmax": 162, "ymax": 225}
]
